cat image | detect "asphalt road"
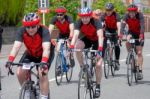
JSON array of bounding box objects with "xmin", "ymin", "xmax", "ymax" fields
[{"xmin": 0, "ymin": 39, "xmax": 150, "ymax": 99}]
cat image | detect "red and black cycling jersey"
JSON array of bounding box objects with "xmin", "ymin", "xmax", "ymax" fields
[
  {"xmin": 100, "ymin": 12, "xmax": 120, "ymax": 33},
  {"xmin": 50, "ymin": 15, "xmax": 73, "ymax": 36},
  {"xmin": 15, "ymin": 25, "xmax": 50, "ymax": 58},
  {"xmin": 75, "ymin": 18, "xmax": 102, "ymax": 41},
  {"xmin": 121, "ymin": 12, "xmax": 145, "ymax": 35}
]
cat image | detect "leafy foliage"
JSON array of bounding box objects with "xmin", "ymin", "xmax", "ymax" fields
[
  {"xmin": 92, "ymin": 0, "xmax": 126, "ymax": 17},
  {"xmin": 0, "ymin": 0, "xmax": 26, "ymax": 26}
]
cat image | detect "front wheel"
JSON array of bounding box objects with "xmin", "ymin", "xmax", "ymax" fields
[
  {"xmin": 55, "ymin": 54, "xmax": 63, "ymax": 85},
  {"xmin": 111, "ymin": 48, "xmax": 116, "ymax": 76},
  {"xmin": 66, "ymin": 53, "xmax": 74, "ymax": 82},
  {"xmin": 78, "ymin": 68, "xmax": 94, "ymax": 99},
  {"xmin": 104, "ymin": 48, "xmax": 110, "ymax": 79},
  {"xmin": 19, "ymin": 81, "xmax": 36, "ymax": 99},
  {"xmin": 127, "ymin": 55, "xmax": 134, "ymax": 86}
]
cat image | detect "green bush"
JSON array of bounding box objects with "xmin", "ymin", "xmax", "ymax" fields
[
  {"xmin": 0, "ymin": 0, "xmax": 26, "ymax": 26},
  {"xmin": 92, "ymin": 0, "xmax": 126, "ymax": 17}
]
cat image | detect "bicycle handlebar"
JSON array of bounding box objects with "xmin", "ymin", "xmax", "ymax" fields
[{"xmin": 8, "ymin": 62, "xmax": 49, "ymax": 76}]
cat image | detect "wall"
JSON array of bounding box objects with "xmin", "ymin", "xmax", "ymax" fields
[{"xmin": 2, "ymin": 27, "xmax": 59, "ymax": 44}]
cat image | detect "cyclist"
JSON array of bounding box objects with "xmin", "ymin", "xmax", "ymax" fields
[
  {"xmin": 49, "ymin": 6, "xmax": 74, "ymax": 49},
  {"xmin": 100, "ymin": 2, "xmax": 122, "ymax": 70},
  {"xmin": 70, "ymin": 7, "xmax": 104, "ymax": 98},
  {"xmin": 92, "ymin": 9, "xmax": 102, "ymax": 20},
  {"xmin": 121, "ymin": 4, "xmax": 145, "ymax": 80},
  {"xmin": 49, "ymin": 6, "xmax": 75, "ymax": 66},
  {"xmin": 5, "ymin": 13, "xmax": 51, "ymax": 99}
]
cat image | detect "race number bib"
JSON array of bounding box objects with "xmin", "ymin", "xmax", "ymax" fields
[{"xmin": 22, "ymin": 64, "xmax": 31, "ymax": 70}]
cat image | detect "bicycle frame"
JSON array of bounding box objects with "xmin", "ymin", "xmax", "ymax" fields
[{"xmin": 59, "ymin": 39, "xmax": 69, "ymax": 72}]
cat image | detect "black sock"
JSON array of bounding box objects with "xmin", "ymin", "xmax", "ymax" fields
[
  {"xmin": 96, "ymin": 84, "xmax": 100, "ymax": 88},
  {"xmin": 139, "ymin": 70, "xmax": 142, "ymax": 73}
]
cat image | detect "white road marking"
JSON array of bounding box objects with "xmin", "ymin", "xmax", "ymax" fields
[
  {"xmin": 146, "ymin": 54, "xmax": 150, "ymax": 56},
  {"xmin": 49, "ymin": 75, "xmax": 66, "ymax": 82}
]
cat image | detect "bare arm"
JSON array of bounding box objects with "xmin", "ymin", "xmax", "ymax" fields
[
  {"xmin": 48, "ymin": 24, "xmax": 55, "ymax": 36},
  {"xmin": 117, "ymin": 22, "xmax": 121, "ymax": 36},
  {"xmin": 69, "ymin": 23, "xmax": 74, "ymax": 38},
  {"xmin": 70, "ymin": 30, "xmax": 79, "ymax": 46},
  {"xmin": 97, "ymin": 29, "xmax": 104, "ymax": 47},
  {"xmin": 9, "ymin": 41, "xmax": 22, "ymax": 57},
  {"xmin": 42, "ymin": 42, "xmax": 50, "ymax": 59}
]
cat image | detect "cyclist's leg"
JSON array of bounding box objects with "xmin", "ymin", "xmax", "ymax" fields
[
  {"xmin": 126, "ymin": 34, "xmax": 132, "ymax": 52},
  {"xmin": 114, "ymin": 36, "xmax": 121, "ymax": 70},
  {"xmin": 135, "ymin": 40, "xmax": 144, "ymax": 80},
  {"xmin": 38, "ymin": 68, "xmax": 49, "ymax": 98},
  {"xmin": 35, "ymin": 56, "xmax": 50, "ymax": 99},
  {"xmin": 49, "ymin": 44, "xmax": 55, "ymax": 67},
  {"xmin": 75, "ymin": 37, "xmax": 92, "ymax": 67},
  {"xmin": 17, "ymin": 51, "xmax": 29, "ymax": 85},
  {"xmin": 75, "ymin": 39, "xmax": 85, "ymax": 66},
  {"xmin": 93, "ymin": 41, "xmax": 103, "ymax": 98}
]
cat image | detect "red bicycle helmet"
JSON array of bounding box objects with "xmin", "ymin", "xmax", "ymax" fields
[
  {"xmin": 55, "ymin": 6, "xmax": 67, "ymax": 13},
  {"xmin": 78, "ymin": 7, "xmax": 92, "ymax": 17},
  {"xmin": 22, "ymin": 13, "xmax": 40, "ymax": 26},
  {"xmin": 127, "ymin": 4, "xmax": 138, "ymax": 12}
]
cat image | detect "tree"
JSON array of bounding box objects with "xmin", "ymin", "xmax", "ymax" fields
[{"xmin": 0, "ymin": 0, "xmax": 26, "ymax": 26}]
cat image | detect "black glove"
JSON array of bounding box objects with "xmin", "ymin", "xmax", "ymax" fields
[
  {"xmin": 40, "ymin": 62, "xmax": 48, "ymax": 76},
  {"xmin": 5, "ymin": 61, "xmax": 14, "ymax": 75},
  {"xmin": 5, "ymin": 61, "xmax": 12, "ymax": 68}
]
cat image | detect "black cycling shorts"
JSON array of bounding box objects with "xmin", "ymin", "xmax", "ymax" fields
[
  {"xmin": 19, "ymin": 51, "xmax": 51, "ymax": 69},
  {"xmin": 81, "ymin": 37, "xmax": 98, "ymax": 50},
  {"xmin": 130, "ymin": 34, "xmax": 144, "ymax": 47}
]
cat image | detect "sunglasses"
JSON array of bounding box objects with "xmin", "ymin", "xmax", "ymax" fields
[
  {"xmin": 57, "ymin": 13, "xmax": 64, "ymax": 16},
  {"xmin": 26, "ymin": 25, "xmax": 37, "ymax": 29}
]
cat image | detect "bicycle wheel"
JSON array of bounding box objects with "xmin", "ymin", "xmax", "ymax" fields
[
  {"xmin": 19, "ymin": 81, "xmax": 36, "ymax": 99},
  {"xmin": 78, "ymin": 68, "xmax": 94, "ymax": 99},
  {"xmin": 127, "ymin": 55, "xmax": 134, "ymax": 86},
  {"xmin": 104, "ymin": 48, "xmax": 110, "ymax": 79},
  {"xmin": 55, "ymin": 54, "xmax": 63, "ymax": 85},
  {"xmin": 0, "ymin": 68, "xmax": 1, "ymax": 90},
  {"xmin": 111, "ymin": 47, "xmax": 116, "ymax": 76},
  {"xmin": 66, "ymin": 53, "xmax": 73, "ymax": 82},
  {"xmin": 134, "ymin": 66, "xmax": 139, "ymax": 83}
]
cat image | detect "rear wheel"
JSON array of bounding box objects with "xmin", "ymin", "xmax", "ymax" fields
[{"xmin": 55, "ymin": 54, "xmax": 63, "ymax": 85}]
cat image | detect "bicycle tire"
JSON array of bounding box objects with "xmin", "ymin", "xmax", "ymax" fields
[
  {"xmin": 104, "ymin": 48, "xmax": 110, "ymax": 79},
  {"xmin": 78, "ymin": 67, "xmax": 94, "ymax": 99},
  {"xmin": 0, "ymin": 68, "xmax": 1, "ymax": 90},
  {"xmin": 134, "ymin": 66, "xmax": 139, "ymax": 83},
  {"xmin": 111, "ymin": 47, "xmax": 116, "ymax": 76},
  {"xmin": 127, "ymin": 54, "xmax": 134, "ymax": 86},
  {"xmin": 55, "ymin": 54, "xmax": 63, "ymax": 85},
  {"xmin": 19, "ymin": 81, "xmax": 36, "ymax": 99},
  {"xmin": 66, "ymin": 53, "xmax": 73, "ymax": 82}
]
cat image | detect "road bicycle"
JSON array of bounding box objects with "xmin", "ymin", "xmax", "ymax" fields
[
  {"xmin": 8, "ymin": 62, "xmax": 50, "ymax": 99},
  {"xmin": 55, "ymin": 39, "xmax": 75, "ymax": 85},
  {"xmin": 126, "ymin": 39, "xmax": 143, "ymax": 86},
  {"xmin": 103, "ymin": 32, "xmax": 119, "ymax": 79},
  {"xmin": 73, "ymin": 49, "xmax": 97, "ymax": 99}
]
